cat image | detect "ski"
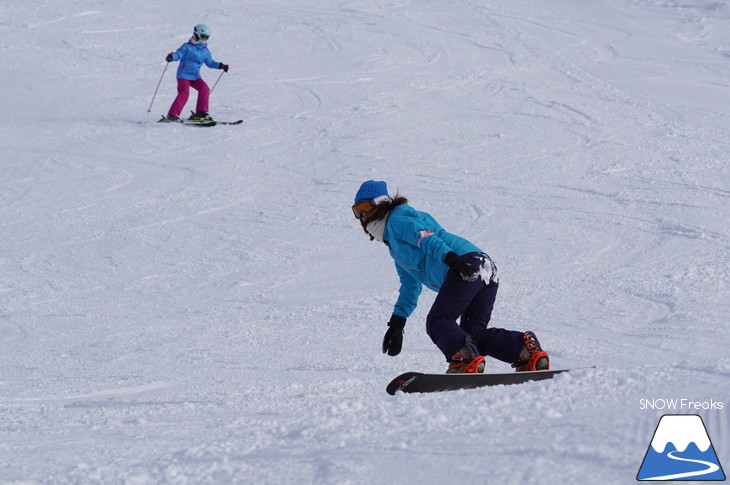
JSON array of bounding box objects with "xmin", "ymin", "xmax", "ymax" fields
[
  {"xmin": 386, "ymin": 368, "xmax": 587, "ymax": 395},
  {"xmin": 186, "ymin": 112, "xmax": 243, "ymax": 125},
  {"xmin": 182, "ymin": 119, "xmax": 217, "ymax": 127},
  {"xmin": 158, "ymin": 116, "xmax": 216, "ymax": 127},
  {"xmin": 209, "ymin": 119, "xmax": 243, "ymax": 125}
]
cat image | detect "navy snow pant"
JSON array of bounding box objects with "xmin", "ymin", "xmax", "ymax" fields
[{"xmin": 426, "ymin": 253, "xmax": 524, "ymax": 363}]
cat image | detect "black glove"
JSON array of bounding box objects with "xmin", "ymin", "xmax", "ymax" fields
[
  {"xmin": 382, "ymin": 315, "xmax": 406, "ymax": 356},
  {"xmin": 165, "ymin": 52, "xmax": 174, "ymax": 62},
  {"xmin": 445, "ymin": 251, "xmax": 479, "ymax": 282},
  {"xmin": 219, "ymin": 63, "xmax": 229, "ymax": 72}
]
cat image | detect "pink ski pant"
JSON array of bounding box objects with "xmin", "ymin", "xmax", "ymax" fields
[{"xmin": 168, "ymin": 78, "xmax": 209, "ymax": 116}]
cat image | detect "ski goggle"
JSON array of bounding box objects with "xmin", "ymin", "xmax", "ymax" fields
[
  {"xmin": 195, "ymin": 33, "xmax": 210, "ymax": 41},
  {"xmin": 352, "ymin": 195, "xmax": 391, "ymax": 219}
]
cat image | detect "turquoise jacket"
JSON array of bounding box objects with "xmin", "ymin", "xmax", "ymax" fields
[
  {"xmin": 383, "ymin": 204, "xmax": 483, "ymax": 318},
  {"xmin": 172, "ymin": 41, "xmax": 220, "ymax": 80}
]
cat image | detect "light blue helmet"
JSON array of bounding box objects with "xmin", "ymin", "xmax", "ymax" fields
[{"xmin": 193, "ymin": 24, "xmax": 211, "ymax": 43}]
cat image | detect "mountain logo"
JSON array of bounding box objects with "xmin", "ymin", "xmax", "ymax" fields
[{"xmin": 637, "ymin": 414, "xmax": 726, "ymax": 481}]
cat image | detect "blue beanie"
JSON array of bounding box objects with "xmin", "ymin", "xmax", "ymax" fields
[{"xmin": 354, "ymin": 180, "xmax": 388, "ymax": 204}]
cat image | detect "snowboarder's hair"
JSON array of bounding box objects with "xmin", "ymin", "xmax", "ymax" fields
[{"xmin": 360, "ymin": 194, "xmax": 408, "ymax": 240}]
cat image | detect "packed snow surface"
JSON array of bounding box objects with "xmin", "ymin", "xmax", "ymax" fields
[{"xmin": 2, "ymin": 0, "xmax": 729, "ymax": 483}]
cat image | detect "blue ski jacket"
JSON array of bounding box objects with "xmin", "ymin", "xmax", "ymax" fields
[
  {"xmin": 383, "ymin": 204, "xmax": 483, "ymax": 318},
  {"xmin": 171, "ymin": 41, "xmax": 220, "ymax": 80}
]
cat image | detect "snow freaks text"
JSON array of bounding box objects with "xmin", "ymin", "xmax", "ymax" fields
[{"xmin": 639, "ymin": 399, "xmax": 724, "ymax": 411}]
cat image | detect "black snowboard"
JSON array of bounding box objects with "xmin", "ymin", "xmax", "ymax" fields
[{"xmin": 387, "ymin": 368, "xmax": 575, "ymax": 395}]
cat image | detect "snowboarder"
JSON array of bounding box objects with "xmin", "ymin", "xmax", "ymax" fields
[
  {"xmin": 161, "ymin": 24, "xmax": 229, "ymax": 123},
  {"xmin": 352, "ymin": 180, "xmax": 550, "ymax": 373}
]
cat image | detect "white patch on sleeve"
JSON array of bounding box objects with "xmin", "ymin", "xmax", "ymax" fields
[{"xmin": 417, "ymin": 230, "xmax": 434, "ymax": 247}]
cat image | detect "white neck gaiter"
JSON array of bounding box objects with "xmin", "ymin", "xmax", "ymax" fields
[{"xmin": 366, "ymin": 213, "xmax": 389, "ymax": 242}]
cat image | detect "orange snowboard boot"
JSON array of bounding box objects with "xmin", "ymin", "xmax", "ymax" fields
[
  {"xmin": 513, "ymin": 331, "xmax": 550, "ymax": 372},
  {"xmin": 447, "ymin": 344, "xmax": 486, "ymax": 374}
]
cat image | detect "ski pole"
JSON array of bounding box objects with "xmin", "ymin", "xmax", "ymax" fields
[
  {"xmin": 147, "ymin": 63, "xmax": 169, "ymax": 113},
  {"xmin": 210, "ymin": 70, "xmax": 225, "ymax": 96}
]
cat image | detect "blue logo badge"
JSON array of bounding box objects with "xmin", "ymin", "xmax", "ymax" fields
[{"xmin": 637, "ymin": 414, "xmax": 725, "ymax": 481}]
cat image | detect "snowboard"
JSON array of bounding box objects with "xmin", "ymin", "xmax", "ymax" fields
[{"xmin": 386, "ymin": 368, "xmax": 577, "ymax": 395}]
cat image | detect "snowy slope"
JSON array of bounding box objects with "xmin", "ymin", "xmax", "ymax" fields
[{"xmin": 1, "ymin": 0, "xmax": 729, "ymax": 483}]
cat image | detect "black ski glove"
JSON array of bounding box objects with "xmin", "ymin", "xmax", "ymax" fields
[
  {"xmin": 219, "ymin": 63, "xmax": 229, "ymax": 72},
  {"xmin": 445, "ymin": 251, "xmax": 479, "ymax": 282},
  {"xmin": 382, "ymin": 315, "xmax": 406, "ymax": 356},
  {"xmin": 166, "ymin": 52, "xmax": 174, "ymax": 62}
]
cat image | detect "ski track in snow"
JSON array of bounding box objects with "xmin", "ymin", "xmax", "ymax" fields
[{"xmin": 1, "ymin": 0, "xmax": 729, "ymax": 483}]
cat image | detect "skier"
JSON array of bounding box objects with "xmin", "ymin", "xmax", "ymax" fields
[
  {"xmin": 161, "ymin": 24, "xmax": 229, "ymax": 123},
  {"xmin": 352, "ymin": 180, "xmax": 550, "ymax": 374}
]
